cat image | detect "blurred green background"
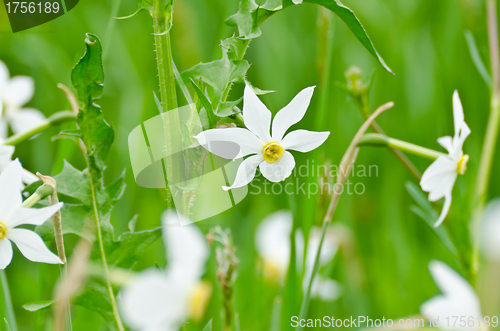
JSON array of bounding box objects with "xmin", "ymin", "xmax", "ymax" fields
[{"xmin": 0, "ymin": 0, "xmax": 498, "ymax": 330}]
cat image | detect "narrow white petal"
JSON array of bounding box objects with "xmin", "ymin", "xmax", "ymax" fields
[
  {"xmin": 281, "ymin": 130, "xmax": 329, "ymax": 152},
  {"xmin": 434, "ymin": 193, "xmax": 452, "ymax": 227},
  {"xmin": 10, "ymin": 108, "xmax": 45, "ymax": 135},
  {"xmin": 271, "ymin": 86, "xmax": 315, "ymax": 141},
  {"xmin": 452, "ymin": 90, "xmax": 465, "ymax": 137},
  {"xmin": 0, "ymin": 61, "xmax": 9, "ymax": 92},
  {"xmin": 223, "ymin": 154, "xmax": 263, "ymax": 190},
  {"xmin": 427, "ymin": 172, "xmax": 457, "ymax": 202},
  {"xmin": 161, "ymin": 210, "xmax": 209, "ymax": 281},
  {"xmin": 420, "ymin": 156, "xmax": 457, "ymax": 197},
  {"xmin": 3, "ymin": 76, "xmax": 34, "ymax": 108},
  {"xmin": 195, "ymin": 128, "xmax": 262, "ymax": 159},
  {"xmin": 5, "ymin": 203, "xmax": 63, "ymax": 228},
  {"xmin": 255, "ymin": 211, "xmax": 292, "ymax": 278},
  {"xmin": 0, "ymin": 160, "xmax": 22, "ymax": 219},
  {"xmin": 259, "ymin": 151, "xmax": 295, "ymax": 183},
  {"xmin": 0, "ymin": 239, "xmax": 13, "ymax": 269},
  {"xmin": 8, "ymin": 228, "xmax": 62, "ymax": 264},
  {"xmin": 310, "ymin": 277, "xmax": 342, "ymax": 302},
  {"xmin": 0, "ymin": 145, "xmax": 15, "ymax": 170},
  {"xmin": 437, "ymin": 136, "xmax": 453, "ymax": 154},
  {"xmin": 119, "ymin": 269, "xmax": 187, "ymax": 331},
  {"xmin": 21, "ymin": 168, "xmax": 39, "ymax": 185},
  {"xmin": 452, "ymin": 123, "xmax": 471, "ymax": 159},
  {"xmin": 243, "ymin": 85, "xmax": 272, "ymax": 143}
]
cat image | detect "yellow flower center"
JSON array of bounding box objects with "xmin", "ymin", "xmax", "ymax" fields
[
  {"xmin": 262, "ymin": 259, "xmax": 283, "ymax": 284},
  {"xmin": 457, "ymin": 154, "xmax": 469, "ymax": 175},
  {"xmin": 189, "ymin": 280, "xmax": 212, "ymax": 322},
  {"xmin": 262, "ymin": 143, "xmax": 284, "ymax": 164},
  {"xmin": 0, "ymin": 222, "xmax": 7, "ymax": 241}
]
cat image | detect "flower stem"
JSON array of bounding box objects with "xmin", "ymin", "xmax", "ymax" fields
[
  {"xmin": 3, "ymin": 111, "xmax": 76, "ymax": 146},
  {"xmin": 297, "ymin": 103, "xmax": 393, "ymax": 328},
  {"xmin": 357, "ymin": 133, "xmax": 445, "ymax": 161},
  {"xmin": 20, "ymin": 184, "xmax": 54, "ymax": 208},
  {"xmin": 472, "ymin": 0, "xmax": 500, "ymax": 274},
  {"xmin": 0, "ymin": 270, "xmax": 18, "ymax": 331}
]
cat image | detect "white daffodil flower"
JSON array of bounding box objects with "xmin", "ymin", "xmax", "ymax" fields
[
  {"xmin": 0, "ymin": 60, "xmax": 45, "ymax": 139},
  {"xmin": 420, "ymin": 261, "xmax": 483, "ymax": 331},
  {"xmin": 480, "ymin": 198, "xmax": 500, "ymax": 262},
  {"xmin": 119, "ymin": 210, "xmax": 211, "ymax": 331},
  {"xmin": 0, "ymin": 145, "xmax": 38, "ymax": 186},
  {"xmin": 255, "ymin": 210, "xmax": 341, "ymax": 301},
  {"xmin": 420, "ymin": 91, "xmax": 470, "ymax": 227},
  {"xmin": 195, "ymin": 85, "xmax": 330, "ymax": 190},
  {"xmin": 0, "ymin": 159, "xmax": 63, "ymax": 269}
]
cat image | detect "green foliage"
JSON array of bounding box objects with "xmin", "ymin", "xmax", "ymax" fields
[{"xmin": 202, "ymin": 319, "xmax": 213, "ymax": 331}]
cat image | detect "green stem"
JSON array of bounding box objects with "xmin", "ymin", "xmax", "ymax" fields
[
  {"xmin": 3, "ymin": 111, "xmax": 76, "ymax": 146},
  {"xmin": 358, "ymin": 133, "xmax": 445, "ymax": 161},
  {"xmin": 472, "ymin": 0, "xmax": 500, "ymax": 274},
  {"xmin": 20, "ymin": 185, "xmax": 54, "ymax": 208},
  {"xmin": 1, "ymin": 270, "xmax": 18, "ymax": 331}
]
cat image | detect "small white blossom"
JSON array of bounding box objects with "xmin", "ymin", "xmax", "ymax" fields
[
  {"xmin": 254, "ymin": 210, "xmax": 341, "ymax": 301},
  {"xmin": 420, "ymin": 261, "xmax": 482, "ymax": 331},
  {"xmin": 195, "ymin": 85, "xmax": 330, "ymax": 190},
  {"xmin": 480, "ymin": 198, "xmax": 500, "ymax": 261},
  {"xmin": 0, "ymin": 60, "xmax": 45, "ymax": 139},
  {"xmin": 420, "ymin": 91, "xmax": 470, "ymax": 227},
  {"xmin": 0, "ymin": 159, "xmax": 63, "ymax": 269},
  {"xmin": 119, "ymin": 210, "xmax": 211, "ymax": 331}
]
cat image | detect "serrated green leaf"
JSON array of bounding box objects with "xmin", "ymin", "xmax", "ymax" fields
[
  {"xmin": 71, "ymin": 33, "xmax": 114, "ymax": 177},
  {"xmin": 405, "ymin": 182, "xmax": 458, "ymax": 257},
  {"xmin": 74, "ymin": 281, "xmax": 119, "ymax": 331},
  {"xmin": 226, "ymin": 0, "xmax": 393, "ymax": 74},
  {"xmin": 22, "ymin": 300, "xmax": 55, "ymax": 312}
]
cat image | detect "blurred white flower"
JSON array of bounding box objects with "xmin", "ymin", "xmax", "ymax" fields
[
  {"xmin": 0, "ymin": 159, "xmax": 63, "ymax": 269},
  {"xmin": 119, "ymin": 210, "xmax": 211, "ymax": 331},
  {"xmin": 254, "ymin": 210, "xmax": 341, "ymax": 301},
  {"xmin": 195, "ymin": 85, "xmax": 330, "ymax": 190},
  {"xmin": 0, "ymin": 60, "xmax": 45, "ymax": 139},
  {"xmin": 0, "ymin": 145, "xmax": 38, "ymax": 186},
  {"xmin": 420, "ymin": 91, "xmax": 470, "ymax": 227},
  {"xmin": 421, "ymin": 261, "xmax": 482, "ymax": 331},
  {"xmin": 480, "ymin": 198, "xmax": 500, "ymax": 261}
]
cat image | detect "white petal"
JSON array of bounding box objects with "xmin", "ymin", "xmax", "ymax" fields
[
  {"xmin": 255, "ymin": 210, "xmax": 292, "ymax": 277},
  {"xmin": 434, "ymin": 193, "xmax": 452, "ymax": 227},
  {"xmin": 3, "ymin": 76, "xmax": 34, "ymax": 108},
  {"xmin": 222, "ymin": 154, "xmax": 263, "ymax": 191},
  {"xmin": 21, "ymin": 168, "xmax": 39, "ymax": 185},
  {"xmin": 427, "ymin": 172, "xmax": 457, "ymax": 202},
  {"xmin": 195, "ymin": 128, "xmax": 262, "ymax": 159},
  {"xmin": 310, "ymin": 277, "xmax": 342, "ymax": 302},
  {"xmin": 0, "ymin": 145, "xmax": 15, "ymax": 170},
  {"xmin": 119, "ymin": 269, "xmax": 187, "ymax": 331},
  {"xmin": 437, "ymin": 136, "xmax": 453, "ymax": 154},
  {"xmin": 480, "ymin": 199, "xmax": 500, "ymax": 261},
  {"xmin": 452, "ymin": 123, "xmax": 471, "ymax": 160},
  {"xmin": 271, "ymin": 86, "xmax": 315, "ymax": 141},
  {"xmin": 10, "ymin": 108, "xmax": 45, "ymax": 135},
  {"xmin": 281, "ymin": 130, "xmax": 329, "ymax": 153},
  {"xmin": 421, "ymin": 261, "xmax": 482, "ymax": 328},
  {"xmin": 259, "ymin": 151, "xmax": 295, "ymax": 183},
  {"xmin": 0, "ymin": 160, "xmax": 22, "ymax": 219},
  {"xmin": 0, "ymin": 239, "xmax": 13, "ymax": 269},
  {"xmin": 453, "ymin": 90, "xmax": 465, "ymax": 137},
  {"xmin": 420, "ymin": 156, "xmax": 457, "ymax": 199},
  {"xmin": 7, "ymin": 228, "xmax": 62, "ymax": 264},
  {"xmin": 0, "ymin": 118, "xmax": 7, "ymax": 141},
  {"xmin": 5, "ymin": 203, "xmax": 63, "ymax": 228},
  {"xmin": 0, "ymin": 61, "xmax": 10, "ymax": 93},
  {"xmin": 161, "ymin": 210, "xmax": 209, "ymax": 281},
  {"xmin": 243, "ymin": 85, "xmax": 272, "ymax": 143}
]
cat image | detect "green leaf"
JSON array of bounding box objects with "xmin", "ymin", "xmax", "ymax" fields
[
  {"xmin": 226, "ymin": 0, "xmax": 393, "ymax": 74},
  {"xmin": 405, "ymin": 182, "xmax": 458, "ymax": 257},
  {"xmin": 465, "ymin": 30, "xmax": 492, "ymax": 89},
  {"xmin": 202, "ymin": 319, "xmax": 213, "ymax": 331},
  {"xmin": 71, "ymin": 33, "xmax": 114, "ymax": 178},
  {"xmin": 22, "ymin": 300, "xmax": 55, "ymax": 312},
  {"xmin": 74, "ymin": 281, "xmax": 119, "ymax": 331}
]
